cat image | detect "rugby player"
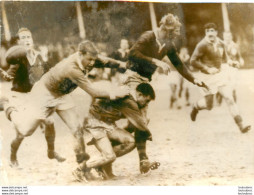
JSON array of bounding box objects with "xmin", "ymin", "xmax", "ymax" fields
[
  {"xmin": 125, "ymin": 13, "xmax": 206, "ymax": 172},
  {"xmin": 190, "ymin": 23, "xmax": 251, "ymax": 133},
  {"xmin": 3, "ymin": 28, "xmax": 65, "ymax": 166},
  {"xmin": 223, "ymin": 31, "xmax": 244, "ymax": 102},
  {"xmin": 3, "ymin": 40, "xmax": 129, "ymax": 168},
  {"xmin": 74, "ymin": 83, "xmax": 156, "ymax": 181}
]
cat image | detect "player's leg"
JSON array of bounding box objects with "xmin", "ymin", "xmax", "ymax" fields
[
  {"xmin": 10, "ymin": 130, "xmax": 24, "ymax": 167},
  {"xmin": 134, "ymin": 130, "xmax": 160, "ymax": 174},
  {"xmin": 98, "ymin": 127, "xmax": 135, "ymax": 178},
  {"xmin": 190, "ymin": 94, "xmax": 214, "ymax": 121},
  {"xmin": 43, "ymin": 118, "xmax": 66, "ymax": 162},
  {"xmin": 56, "ymin": 108, "xmax": 90, "ymax": 164},
  {"xmin": 169, "ymin": 84, "xmax": 177, "ymax": 109},
  {"xmin": 233, "ymin": 89, "xmax": 237, "ymax": 103},
  {"xmin": 108, "ymin": 127, "xmax": 135, "ymax": 157},
  {"xmin": 88, "ymin": 137, "xmax": 116, "ymax": 169},
  {"xmin": 218, "ymin": 86, "xmax": 251, "ymax": 133},
  {"xmin": 75, "ymin": 135, "xmax": 116, "ymax": 181},
  {"xmin": 185, "ymin": 88, "xmax": 190, "ymax": 106},
  {"xmin": 215, "ymin": 92, "xmax": 223, "ymax": 106},
  {"xmin": 7, "ymin": 109, "xmax": 42, "ymax": 166}
]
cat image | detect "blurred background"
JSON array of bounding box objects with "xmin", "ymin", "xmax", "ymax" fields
[{"xmin": 1, "ymin": 2, "xmax": 254, "ymax": 69}]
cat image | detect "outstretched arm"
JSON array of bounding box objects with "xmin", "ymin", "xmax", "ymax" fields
[
  {"xmin": 97, "ymin": 54, "xmax": 127, "ymax": 69},
  {"xmin": 70, "ymin": 68, "xmax": 129, "ymax": 99},
  {"xmin": 167, "ymin": 45, "xmax": 208, "ymax": 89}
]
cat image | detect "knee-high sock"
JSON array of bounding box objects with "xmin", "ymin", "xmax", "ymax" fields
[
  {"xmin": 44, "ymin": 122, "xmax": 55, "ymax": 152},
  {"xmin": 135, "ymin": 130, "xmax": 148, "ymax": 161},
  {"xmin": 10, "ymin": 136, "xmax": 24, "ymax": 161},
  {"xmin": 113, "ymin": 142, "xmax": 135, "ymax": 157}
]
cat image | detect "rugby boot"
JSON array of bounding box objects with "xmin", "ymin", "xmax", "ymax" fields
[
  {"xmin": 190, "ymin": 106, "xmax": 199, "ymax": 121},
  {"xmin": 234, "ymin": 115, "xmax": 251, "ymax": 133}
]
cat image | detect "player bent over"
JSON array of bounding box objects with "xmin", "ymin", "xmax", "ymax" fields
[{"xmin": 73, "ymin": 83, "xmax": 157, "ymax": 181}]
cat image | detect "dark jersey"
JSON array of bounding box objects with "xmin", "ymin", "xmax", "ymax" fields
[
  {"xmin": 190, "ymin": 38, "xmax": 227, "ymax": 71},
  {"xmin": 89, "ymin": 96, "xmax": 149, "ymax": 131},
  {"xmin": 111, "ymin": 50, "xmax": 129, "ymax": 62},
  {"xmin": 128, "ymin": 31, "xmax": 192, "ymax": 82},
  {"xmin": 5, "ymin": 45, "xmax": 47, "ymax": 92}
]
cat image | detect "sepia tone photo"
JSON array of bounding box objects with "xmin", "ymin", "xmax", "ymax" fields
[{"xmin": 0, "ymin": 1, "xmax": 254, "ymax": 186}]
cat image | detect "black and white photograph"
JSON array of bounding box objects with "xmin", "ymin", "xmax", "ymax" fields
[{"xmin": 0, "ymin": 1, "xmax": 254, "ymax": 188}]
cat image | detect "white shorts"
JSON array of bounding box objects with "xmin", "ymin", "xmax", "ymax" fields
[
  {"xmin": 5, "ymin": 82, "xmax": 75, "ymax": 136},
  {"xmin": 225, "ymin": 64, "xmax": 238, "ymax": 88},
  {"xmin": 194, "ymin": 64, "xmax": 230, "ymax": 95},
  {"xmin": 85, "ymin": 114, "xmax": 116, "ymax": 140},
  {"xmin": 25, "ymin": 81, "xmax": 75, "ymax": 119}
]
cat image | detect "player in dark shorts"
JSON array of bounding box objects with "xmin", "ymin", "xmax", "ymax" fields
[
  {"xmin": 3, "ymin": 28, "xmax": 65, "ymax": 166},
  {"xmin": 3, "ymin": 40, "xmax": 129, "ymax": 168}
]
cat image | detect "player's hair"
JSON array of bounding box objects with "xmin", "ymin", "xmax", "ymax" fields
[
  {"xmin": 136, "ymin": 83, "xmax": 155, "ymax": 100},
  {"xmin": 204, "ymin": 23, "xmax": 217, "ymax": 31},
  {"xmin": 159, "ymin": 13, "xmax": 181, "ymax": 30},
  {"xmin": 78, "ymin": 40, "xmax": 98, "ymax": 56},
  {"xmin": 17, "ymin": 28, "xmax": 31, "ymax": 36}
]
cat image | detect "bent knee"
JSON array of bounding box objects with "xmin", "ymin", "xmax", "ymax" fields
[
  {"xmin": 14, "ymin": 125, "xmax": 35, "ymax": 137},
  {"xmin": 123, "ymin": 136, "xmax": 135, "ymax": 144},
  {"xmin": 43, "ymin": 118, "xmax": 54, "ymax": 126},
  {"xmin": 104, "ymin": 153, "xmax": 116, "ymax": 163},
  {"xmin": 72, "ymin": 128, "xmax": 84, "ymax": 138},
  {"xmin": 224, "ymin": 97, "xmax": 235, "ymax": 105}
]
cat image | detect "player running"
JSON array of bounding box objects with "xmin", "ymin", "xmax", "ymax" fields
[
  {"xmin": 190, "ymin": 23, "xmax": 251, "ymax": 133},
  {"xmin": 3, "ymin": 40, "xmax": 129, "ymax": 168},
  {"xmin": 223, "ymin": 31, "xmax": 245, "ymax": 102},
  {"xmin": 2, "ymin": 28, "xmax": 65, "ymax": 166}
]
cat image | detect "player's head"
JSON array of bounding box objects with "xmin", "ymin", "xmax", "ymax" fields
[
  {"xmin": 159, "ymin": 13, "xmax": 182, "ymax": 39},
  {"xmin": 120, "ymin": 39, "xmax": 129, "ymax": 50},
  {"xmin": 78, "ymin": 40, "xmax": 99, "ymax": 70},
  {"xmin": 17, "ymin": 28, "xmax": 34, "ymax": 49},
  {"xmin": 204, "ymin": 23, "xmax": 218, "ymax": 42},
  {"xmin": 135, "ymin": 83, "xmax": 155, "ymax": 108}
]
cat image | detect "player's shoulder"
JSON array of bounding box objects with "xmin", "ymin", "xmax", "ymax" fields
[
  {"xmin": 195, "ymin": 38, "xmax": 208, "ymax": 50},
  {"xmin": 140, "ymin": 30, "xmax": 155, "ymax": 40},
  {"xmin": 217, "ymin": 38, "xmax": 226, "ymax": 46},
  {"xmin": 122, "ymin": 95, "xmax": 139, "ymax": 109},
  {"xmin": 197, "ymin": 38, "xmax": 207, "ymax": 46}
]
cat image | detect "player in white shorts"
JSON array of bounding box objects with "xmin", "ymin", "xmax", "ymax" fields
[{"xmin": 190, "ymin": 23, "xmax": 251, "ymax": 133}]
